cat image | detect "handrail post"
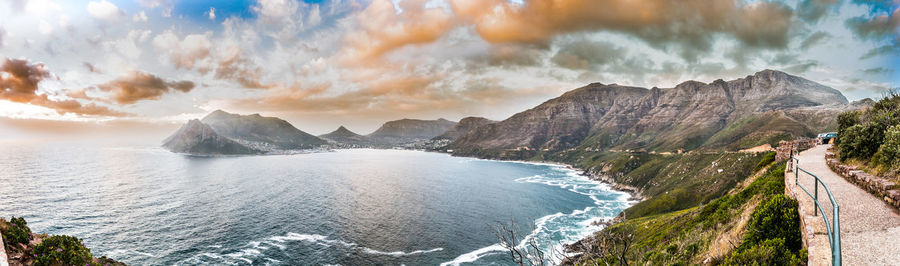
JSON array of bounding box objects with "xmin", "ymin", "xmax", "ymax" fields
[
  {"xmin": 834, "ymin": 205, "xmax": 841, "ymax": 266},
  {"xmin": 814, "ymin": 179, "xmax": 819, "ymax": 216}
]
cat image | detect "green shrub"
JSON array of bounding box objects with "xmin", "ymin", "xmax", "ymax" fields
[
  {"xmin": 837, "ymin": 92, "xmax": 900, "ymax": 164},
  {"xmin": 836, "ymin": 110, "xmax": 860, "ymax": 146},
  {"xmin": 2, "ymin": 216, "xmax": 32, "ymax": 246},
  {"xmin": 33, "ymin": 235, "xmax": 96, "ymax": 266},
  {"xmin": 755, "ymin": 152, "xmax": 776, "ymax": 171},
  {"xmin": 743, "ymin": 194, "xmax": 802, "ymax": 252},
  {"xmin": 723, "ymin": 238, "xmax": 806, "ymax": 266},
  {"xmin": 874, "ymin": 125, "xmax": 900, "ymax": 170}
]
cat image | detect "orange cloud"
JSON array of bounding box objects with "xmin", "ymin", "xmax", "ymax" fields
[
  {"xmin": 341, "ymin": 0, "xmax": 454, "ymax": 64},
  {"xmin": 0, "ymin": 58, "xmax": 127, "ymax": 116},
  {"xmin": 94, "ymin": 71, "xmax": 195, "ymax": 104},
  {"xmin": 450, "ymin": 0, "xmax": 792, "ymax": 48}
]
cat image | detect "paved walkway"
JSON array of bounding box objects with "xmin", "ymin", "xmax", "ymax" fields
[{"xmin": 790, "ymin": 145, "xmax": 900, "ymax": 265}]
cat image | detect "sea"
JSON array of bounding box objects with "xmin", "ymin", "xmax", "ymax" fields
[{"xmin": 0, "ymin": 141, "xmax": 632, "ymax": 265}]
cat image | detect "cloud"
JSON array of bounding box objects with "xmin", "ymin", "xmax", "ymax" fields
[
  {"xmin": 254, "ymin": 0, "xmax": 299, "ymax": 24},
  {"xmin": 82, "ymin": 62, "xmax": 101, "ymax": 73},
  {"xmin": 0, "ymin": 58, "xmax": 126, "ymax": 116},
  {"xmin": 551, "ymin": 39, "xmax": 625, "ymax": 70},
  {"xmin": 800, "ymin": 31, "xmax": 832, "ymax": 49},
  {"xmin": 208, "ymin": 7, "xmax": 216, "ymax": 20},
  {"xmin": 860, "ymin": 44, "xmax": 900, "ymax": 59},
  {"xmin": 449, "ymin": 0, "xmax": 794, "ymax": 60},
  {"xmin": 213, "ymin": 46, "xmax": 272, "ymax": 89},
  {"xmin": 341, "ymin": 0, "xmax": 454, "ymax": 63},
  {"xmin": 798, "ymin": 0, "xmax": 841, "ymax": 23},
  {"xmin": 133, "ymin": 11, "xmax": 148, "ymax": 22},
  {"xmin": 92, "ymin": 71, "xmax": 195, "ymax": 105},
  {"xmin": 782, "ymin": 60, "xmax": 821, "ymax": 74},
  {"xmin": 87, "ymin": 0, "xmax": 125, "ymax": 21},
  {"xmin": 845, "ymin": 7, "xmax": 899, "ymax": 40},
  {"xmin": 863, "ymin": 67, "xmax": 894, "ymax": 74},
  {"xmin": 152, "ymin": 30, "xmax": 213, "ymax": 72}
]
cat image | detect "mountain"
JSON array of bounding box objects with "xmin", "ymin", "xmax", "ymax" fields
[
  {"xmin": 366, "ymin": 118, "xmax": 457, "ymax": 145},
  {"xmin": 200, "ymin": 110, "xmax": 326, "ymax": 149},
  {"xmin": 432, "ymin": 117, "xmax": 496, "ymax": 141},
  {"xmin": 319, "ymin": 126, "xmax": 367, "ymax": 144},
  {"xmin": 162, "ymin": 110, "xmax": 326, "ymax": 154},
  {"xmin": 447, "ymin": 70, "xmax": 854, "ymax": 158},
  {"xmin": 162, "ymin": 119, "xmax": 260, "ymax": 155}
]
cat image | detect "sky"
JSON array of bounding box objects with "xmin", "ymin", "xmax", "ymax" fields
[{"xmin": 0, "ymin": 0, "xmax": 898, "ymax": 138}]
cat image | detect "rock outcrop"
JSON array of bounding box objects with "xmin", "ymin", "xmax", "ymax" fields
[
  {"xmin": 432, "ymin": 117, "xmax": 495, "ymax": 141},
  {"xmin": 162, "ymin": 119, "xmax": 260, "ymax": 155},
  {"xmin": 447, "ymin": 69, "xmax": 855, "ymax": 158},
  {"xmin": 201, "ymin": 110, "xmax": 326, "ymax": 150},
  {"xmin": 366, "ymin": 118, "xmax": 456, "ymax": 145}
]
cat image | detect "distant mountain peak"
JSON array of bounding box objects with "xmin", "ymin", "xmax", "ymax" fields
[
  {"xmin": 319, "ymin": 125, "xmax": 366, "ymax": 144},
  {"xmin": 164, "ymin": 110, "xmax": 325, "ymax": 154}
]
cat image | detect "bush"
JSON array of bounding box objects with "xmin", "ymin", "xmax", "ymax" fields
[
  {"xmin": 836, "ymin": 110, "xmax": 860, "ymax": 146},
  {"xmin": 837, "ymin": 92, "xmax": 900, "ymax": 164},
  {"xmin": 743, "ymin": 194, "xmax": 802, "ymax": 252},
  {"xmin": 723, "ymin": 238, "xmax": 806, "ymax": 266},
  {"xmin": 839, "ymin": 124, "xmax": 883, "ymax": 161},
  {"xmin": 874, "ymin": 125, "xmax": 900, "ymax": 171},
  {"xmin": 2, "ymin": 216, "xmax": 33, "ymax": 246},
  {"xmin": 33, "ymin": 235, "xmax": 96, "ymax": 266}
]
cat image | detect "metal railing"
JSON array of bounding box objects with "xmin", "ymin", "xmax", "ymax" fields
[{"xmin": 789, "ymin": 155, "xmax": 841, "ymax": 266}]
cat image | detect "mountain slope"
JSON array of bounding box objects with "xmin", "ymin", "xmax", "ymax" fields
[
  {"xmin": 447, "ymin": 70, "xmax": 852, "ymax": 158},
  {"xmin": 162, "ymin": 119, "xmax": 260, "ymax": 155},
  {"xmin": 201, "ymin": 110, "xmax": 326, "ymax": 149},
  {"xmin": 367, "ymin": 118, "xmax": 456, "ymax": 145},
  {"xmin": 432, "ymin": 117, "xmax": 495, "ymax": 141}
]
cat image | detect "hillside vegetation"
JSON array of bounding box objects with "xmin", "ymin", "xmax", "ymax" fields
[
  {"xmin": 836, "ymin": 92, "xmax": 900, "ymax": 179},
  {"xmin": 562, "ymin": 151, "xmax": 768, "ymax": 218},
  {"xmin": 0, "ymin": 217, "xmax": 126, "ymax": 266},
  {"xmin": 569, "ymin": 160, "xmax": 805, "ymax": 265}
]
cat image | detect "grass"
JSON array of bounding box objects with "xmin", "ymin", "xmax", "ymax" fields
[
  {"xmin": 576, "ymin": 159, "xmax": 805, "ymax": 265},
  {"xmin": 560, "ymin": 151, "xmax": 766, "ymax": 218}
]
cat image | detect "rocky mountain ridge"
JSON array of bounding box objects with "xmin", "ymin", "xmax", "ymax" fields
[
  {"xmin": 162, "ymin": 110, "xmax": 326, "ymax": 155},
  {"xmin": 365, "ymin": 118, "xmax": 457, "ymax": 146},
  {"xmin": 446, "ymin": 69, "xmax": 857, "ymax": 158}
]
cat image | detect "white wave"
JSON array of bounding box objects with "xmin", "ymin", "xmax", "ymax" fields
[
  {"xmin": 360, "ymin": 247, "xmax": 444, "ymax": 257},
  {"xmin": 106, "ymin": 249, "xmax": 155, "ymax": 258},
  {"xmin": 184, "ymin": 232, "xmax": 444, "ymax": 264},
  {"xmin": 440, "ymin": 244, "xmax": 506, "ymax": 266},
  {"xmin": 477, "ymin": 164, "xmax": 632, "ymax": 265}
]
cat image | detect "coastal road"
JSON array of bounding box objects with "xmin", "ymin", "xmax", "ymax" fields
[{"xmin": 791, "ymin": 145, "xmax": 900, "ymax": 266}]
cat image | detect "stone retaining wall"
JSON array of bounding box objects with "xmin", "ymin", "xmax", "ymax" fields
[
  {"xmin": 825, "ymin": 150, "xmax": 900, "ymax": 209},
  {"xmin": 776, "ymin": 139, "xmax": 818, "ymax": 161}
]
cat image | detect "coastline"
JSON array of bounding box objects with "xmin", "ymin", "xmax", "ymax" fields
[
  {"xmin": 425, "ymin": 149, "xmax": 645, "ymax": 264},
  {"xmin": 431, "ymin": 149, "xmax": 645, "ymax": 202}
]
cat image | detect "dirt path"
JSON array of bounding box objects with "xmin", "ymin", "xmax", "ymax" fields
[{"xmin": 791, "ymin": 145, "xmax": 900, "ymax": 265}]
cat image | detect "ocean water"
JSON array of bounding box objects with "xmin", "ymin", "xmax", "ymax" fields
[{"xmin": 0, "ymin": 141, "xmax": 632, "ymax": 265}]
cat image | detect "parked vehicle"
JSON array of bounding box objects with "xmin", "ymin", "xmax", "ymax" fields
[{"xmin": 820, "ymin": 132, "xmax": 837, "ymax": 144}]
